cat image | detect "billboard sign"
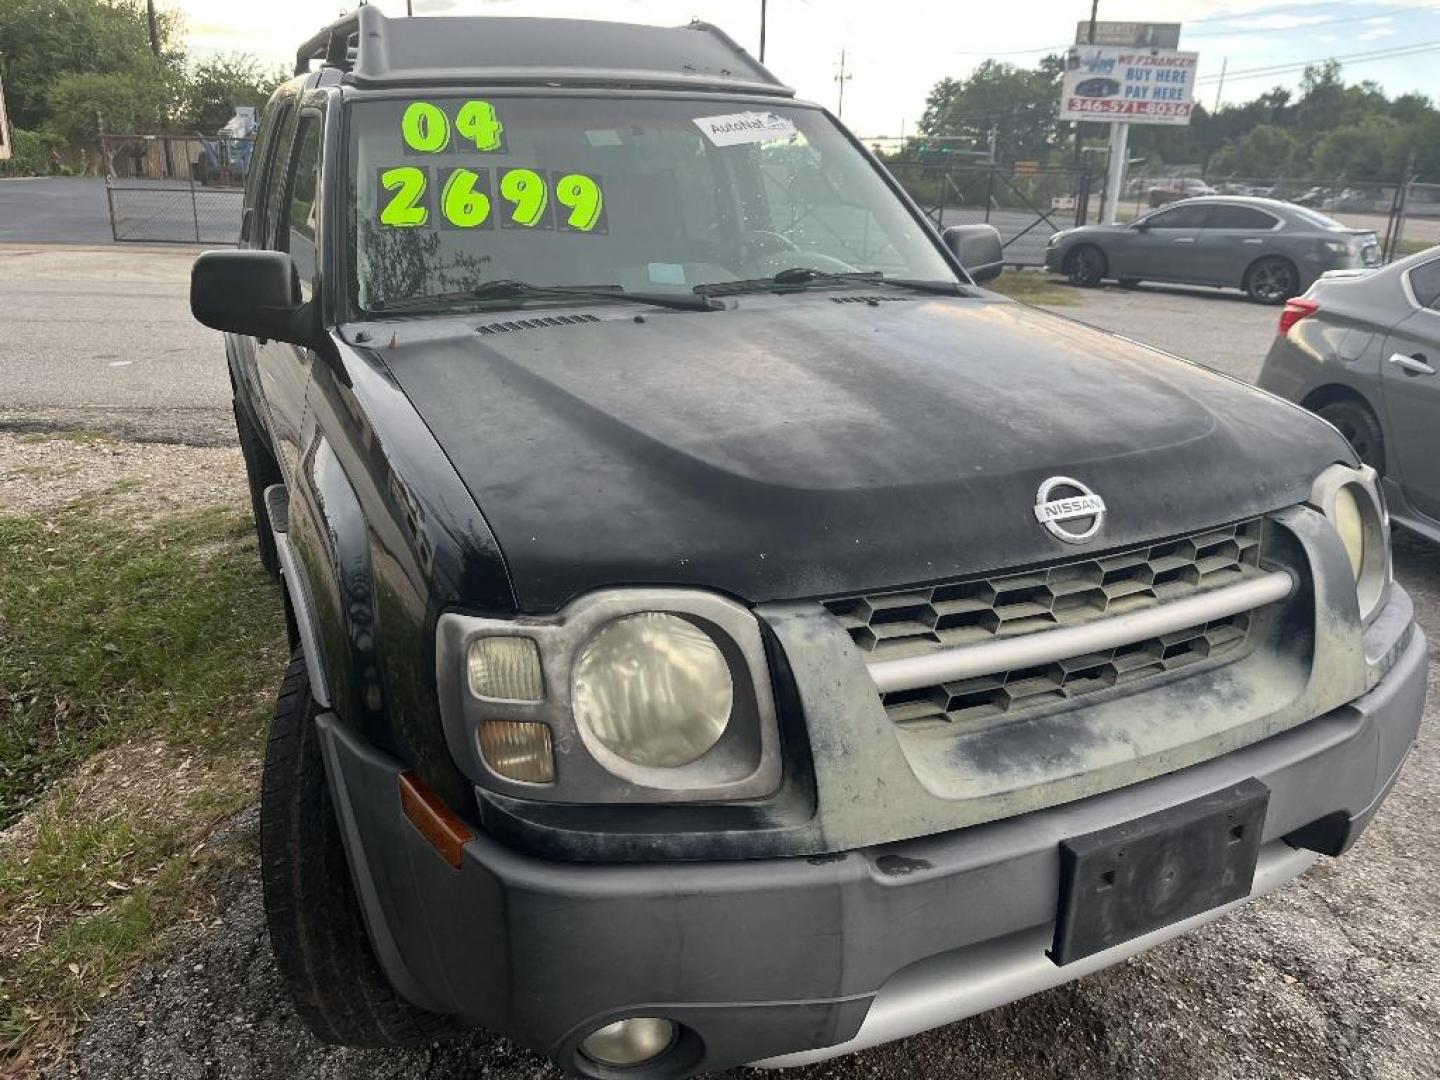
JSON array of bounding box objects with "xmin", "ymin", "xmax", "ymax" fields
[
  {"xmin": 1075, "ymin": 21, "xmax": 1182, "ymax": 49},
  {"xmin": 0, "ymin": 72, "xmax": 11, "ymax": 161},
  {"xmin": 1059, "ymin": 45, "xmax": 1198, "ymax": 126}
]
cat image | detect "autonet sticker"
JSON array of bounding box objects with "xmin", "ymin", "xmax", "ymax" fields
[{"xmin": 693, "ymin": 111, "xmax": 798, "ymax": 147}]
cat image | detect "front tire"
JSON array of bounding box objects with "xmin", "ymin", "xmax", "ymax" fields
[
  {"xmin": 260, "ymin": 650, "xmax": 458, "ymax": 1048},
  {"xmin": 1065, "ymin": 244, "xmax": 1106, "ymax": 287},
  {"xmin": 1313, "ymin": 397, "xmax": 1386, "ymax": 474},
  {"xmin": 1245, "ymin": 256, "xmax": 1298, "ymax": 305}
]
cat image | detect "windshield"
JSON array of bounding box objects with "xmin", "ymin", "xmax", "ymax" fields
[{"xmin": 346, "ymin": 96, "xmax": 956, "ymax": 311}]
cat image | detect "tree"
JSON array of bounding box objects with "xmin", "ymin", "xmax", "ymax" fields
[
  {"xmin": 1208, "ymin": 125, "xmax": 1299, "ymax": 179},
  {"xmin": 178, "ymin": 53, "xmax": 286, "ymax": 133},
  {"xmin": 917, "ymin": 57, "xmax": 1063, "ymax": 164},
  {"xmin": 0, "ymin": 0, "xmax": 182, "ymax": 129},
  {"xmin": 45, "ymin": 66, "xmax": 174, "ymax": 145}
]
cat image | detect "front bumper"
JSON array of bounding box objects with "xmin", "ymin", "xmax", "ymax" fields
[{"xmin": 317, "ymin": 588, "xmax": 1425, "ymax": 1078}]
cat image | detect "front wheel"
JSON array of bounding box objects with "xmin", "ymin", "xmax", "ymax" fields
[
  {"xmin": 1245, "ymin": 257, "xmax": 1298, "ymax": 305},
  {"xmin": 1064, "ymin": 244, "xmax": 1106, "ymax": 287},
  {"xmin": 260, "ymin": 650, "xmax": 459, "ymax": 1048}
]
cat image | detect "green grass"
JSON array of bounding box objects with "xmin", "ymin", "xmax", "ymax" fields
[
  {"xmin": 0, "ymin": 472, "xmax": 285, "ymax": 1061},
  {"xmin": 986, "ymin": 269, "xmax": 1078, "ymax": 306},
  {"xmin": 0, "ymin": 497, "xmax": 284, "ymax": 825}
]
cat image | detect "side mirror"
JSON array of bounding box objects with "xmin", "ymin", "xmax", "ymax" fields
[
  {"xmin": 941, "ymin": 224, "xmax": 1004, "ymax": 284},
  {"xmin": 1133, "ymin": 220, "xmax": 1151, "ymax": 232},
  {"xmin": 190, "ymin": 250, "xmax": 318, "ymax": 347}
]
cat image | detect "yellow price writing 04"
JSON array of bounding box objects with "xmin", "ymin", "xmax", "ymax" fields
[{"xmin": 401, "ymin": 99, "xmax": 505, "ymax": 153}]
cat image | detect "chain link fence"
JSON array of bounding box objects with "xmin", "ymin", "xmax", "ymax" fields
[
  {"xmin": 102, "ymin": 135, "xmax": 251, "ymax": 243},
  {"xmin": 885, "ymin": 161, "xmax": 1100, "ymax": 267}
]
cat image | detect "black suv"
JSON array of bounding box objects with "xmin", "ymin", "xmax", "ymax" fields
[{"xmin": 191, "ymin": 9, "xmax": 1426, "ymax": 1078}]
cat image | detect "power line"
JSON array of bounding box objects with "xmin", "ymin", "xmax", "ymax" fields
[{"xmin": 1194, "ymin": 38, "xmax": 1440, "ymax": 82}]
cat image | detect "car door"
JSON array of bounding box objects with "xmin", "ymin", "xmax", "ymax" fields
[
  {"xmin": 1114, "ymin": 202, "xmax": 1211, "ymax": 281},
  {"xmin": 1378, "ymin": 257, "xmax": 1440, "ymax": 521},
  {"xmin": 252, "ymin": 107, "xmax": 325, "ymax": 482},
  {"xmin": 1192, "ymin": 203, "xmax": 1280, "ymax": 287}
]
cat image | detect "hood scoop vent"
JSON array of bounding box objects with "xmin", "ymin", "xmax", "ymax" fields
[
  {"xmin": 476, "ymin": 314, "xmax": 602, "ymax": 335},
  {"xmin": 830, "ymin": 295, "xmax": 915, "ymax": 304}
]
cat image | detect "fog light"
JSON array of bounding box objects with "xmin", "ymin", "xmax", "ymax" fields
[
  {"xmin": 580, "ymin": 1017, "xmax": 677, "ymax": 1067},
  {"xmin": 477, "ymin": 719, "xmax": 555, "ymax": 784},
  {"xmin": 467, "ymin": 637, "xmax": 543, "ymax": 702}
]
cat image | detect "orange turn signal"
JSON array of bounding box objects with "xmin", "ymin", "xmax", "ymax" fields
[{"xmin": 398, "ymin": 770, "xmax": 474, "ymax": 869}]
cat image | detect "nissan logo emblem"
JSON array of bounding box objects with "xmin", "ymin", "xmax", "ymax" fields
[{"xmin": 1034, "ymin": 476, "xmax": 1107, "ymax": 544}]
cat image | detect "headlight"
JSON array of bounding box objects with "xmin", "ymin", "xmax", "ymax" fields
[
  {"xmin": 1047, "ymin": 232, "xmax": 1062, "ymax": 247},
  {"xmin": 436, "ymin": 590, "xmax": 781, "ymax": 804},
  {"xmin": 573, "ymin": 612, "xmax": 733, "ymax": 768},
  {"xmin": 1310, "ymin": 464, "xmax": 1390, "ymax": 623}
]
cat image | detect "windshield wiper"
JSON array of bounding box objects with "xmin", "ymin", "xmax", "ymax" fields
[
  {"xmin": 695, "ymin": 268, "xmax": 964, "ymax": 298},
  {"xmin": 372, "ymin": 279, "xmax": 718, "ymax": 314}
]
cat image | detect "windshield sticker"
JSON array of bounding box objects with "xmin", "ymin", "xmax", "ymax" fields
[
  {"xmin": 553, "ymin": 172, "xmax": 606, "ymax": 233},
  {"xmin": 402, "ymin": 99, "xmax": 507, "ymax": 154},
  {"xmin": 378, "ymin": 166, "xmax": 431, "ymax": 227},
  {"xmin": 499, "ymin": 167, "xmax": 553, "ymax": 229},
  {"xmin": 693, "ymin": 111, "xmax": 797, "ymax": 147},
  {"xmin": 376, "ymin": 167, "xmax": 604, "ymax": 233},
  {"xmin": 585, "ymin": 128, "xmax": 624, "ymax": 147},
  {"xmin": 439, "ymin": 168, "xmax": 494, "ymax": 230}
]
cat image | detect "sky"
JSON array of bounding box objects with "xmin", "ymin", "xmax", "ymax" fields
[{"xmin": 176, "ymin": 0, "xmax": 1440, "ymax": 138}]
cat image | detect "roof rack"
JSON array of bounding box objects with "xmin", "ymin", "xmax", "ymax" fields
[
  {"xmin": 293, "ymin": 6, "xmax": 793, "ymax": 97},
  {"xmin": 294, "ymin": 10, "xmax": 359, "ymax": 77}
]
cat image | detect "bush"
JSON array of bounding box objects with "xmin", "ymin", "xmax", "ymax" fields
[{"xmin": 0, "ymin": 128, "xmax": 66, "ymax": 177}]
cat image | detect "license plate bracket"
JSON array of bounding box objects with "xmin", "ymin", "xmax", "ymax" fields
[{"xmin": 1049, "ymin": 779, "xmax": 1269, "ymax": 967}]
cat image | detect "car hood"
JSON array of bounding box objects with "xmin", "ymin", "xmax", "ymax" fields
[{"xmin": 359, "ymin": 293, "xmax": 1350, "ymax": 612}]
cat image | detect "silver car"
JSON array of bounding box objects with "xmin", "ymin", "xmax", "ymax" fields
[
  {"xmin": 1258, "ymin": 246, "xmax": 1440, "ymax": 543},
  {"xmin": 1045, "ymin": 196, "xmax": 1383, "ymax": 304}
]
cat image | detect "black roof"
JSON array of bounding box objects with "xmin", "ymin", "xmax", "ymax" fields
[{"xmin": 296, "ymin": 6, "xmax": 793, "ymax": 97}]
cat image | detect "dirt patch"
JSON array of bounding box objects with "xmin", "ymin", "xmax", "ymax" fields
[{"xmin": 0, "ymin": 433, "xmax": 245, "ymax": 516}]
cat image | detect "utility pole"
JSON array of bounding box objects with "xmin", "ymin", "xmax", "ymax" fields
[
  {"xmin": 406, "ymin": 0, "xmax": 414, "ymax": 15},
  {"xmin": 145, "ymin": 0, "xmax": 160, "ymax": 56},
  {"xmin": 835, "ymin": 48, "xmax": 853, "ymax": 119},
  {"xmin": 759, "ymin": 0, "xmax": 767, "ymax": 62},
  {"xmin": 1070, "ymin": 0, "xmax": 1099, "ymax": 198},
  {"xmin": 1213, "ymin": 57, "xmax": 1228, "ymax": 112}
]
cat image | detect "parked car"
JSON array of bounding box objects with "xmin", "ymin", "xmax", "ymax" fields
[
  {"xmin": 1045, "ymin": 196, "xmax": 1382, "ymax": 304},
  {"xmin": 189, "ymin": 9, "xmax": 1425, "ymax": 1078},
  {"xmin": 1258, "ymin": 247, "xmax": 1440, "ymax": 545},
  {"xmin": 1147, "ymin": 176, "xmax": 1216, "ymax": 207}
]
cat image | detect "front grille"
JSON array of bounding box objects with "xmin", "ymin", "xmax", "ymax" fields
[
  {"xmin": 881, "ymin": 612, "xmax": 1252, "ymax": 729},
  {"xmin": 823, "ymin": 518, "xmax": 1270, "ymax": 730}
]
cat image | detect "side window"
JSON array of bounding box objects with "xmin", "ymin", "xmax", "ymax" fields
[
  {"xmin": 261, "ymin": 108, "xmax": 301, "ymax": 251},
  {"xmin": 1206, "ymin": 206, "xmax": 1276, "ymax": 230},
  {"xmin": 243, "ymin": 101, "xmax": 290, "ymax": 245},
  {"xmin": 1408, "ymin": 259, "xmax": 1440, "ymax": 310},
  {"xmin": 286, "ymin": 118, "xmax": 324, "ymax": 298},
  {"xmin": 1147, "ymin": 204, "xmax": 1210, "ymax": 229}
]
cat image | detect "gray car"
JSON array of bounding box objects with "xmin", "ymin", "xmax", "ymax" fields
[
  {"xmin": 1045, "ymin": 196, "xmax": 1382, "ymax": 304},
  {"xmin": 1258, "ymin": 246, "xmax": 1440, "ymax": 544}
]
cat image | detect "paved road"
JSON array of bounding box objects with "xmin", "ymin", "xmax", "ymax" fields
[
  {"xmin": 0, "ymin": 176, "xmax": 241, "ymax": 245},
  {"xmin": 0, "ymin": 244, "xmax": 231, "ymax": 444},
  {"xmin": 0, "ymin": 177, "xmax": 116, "ymax": 244}
]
